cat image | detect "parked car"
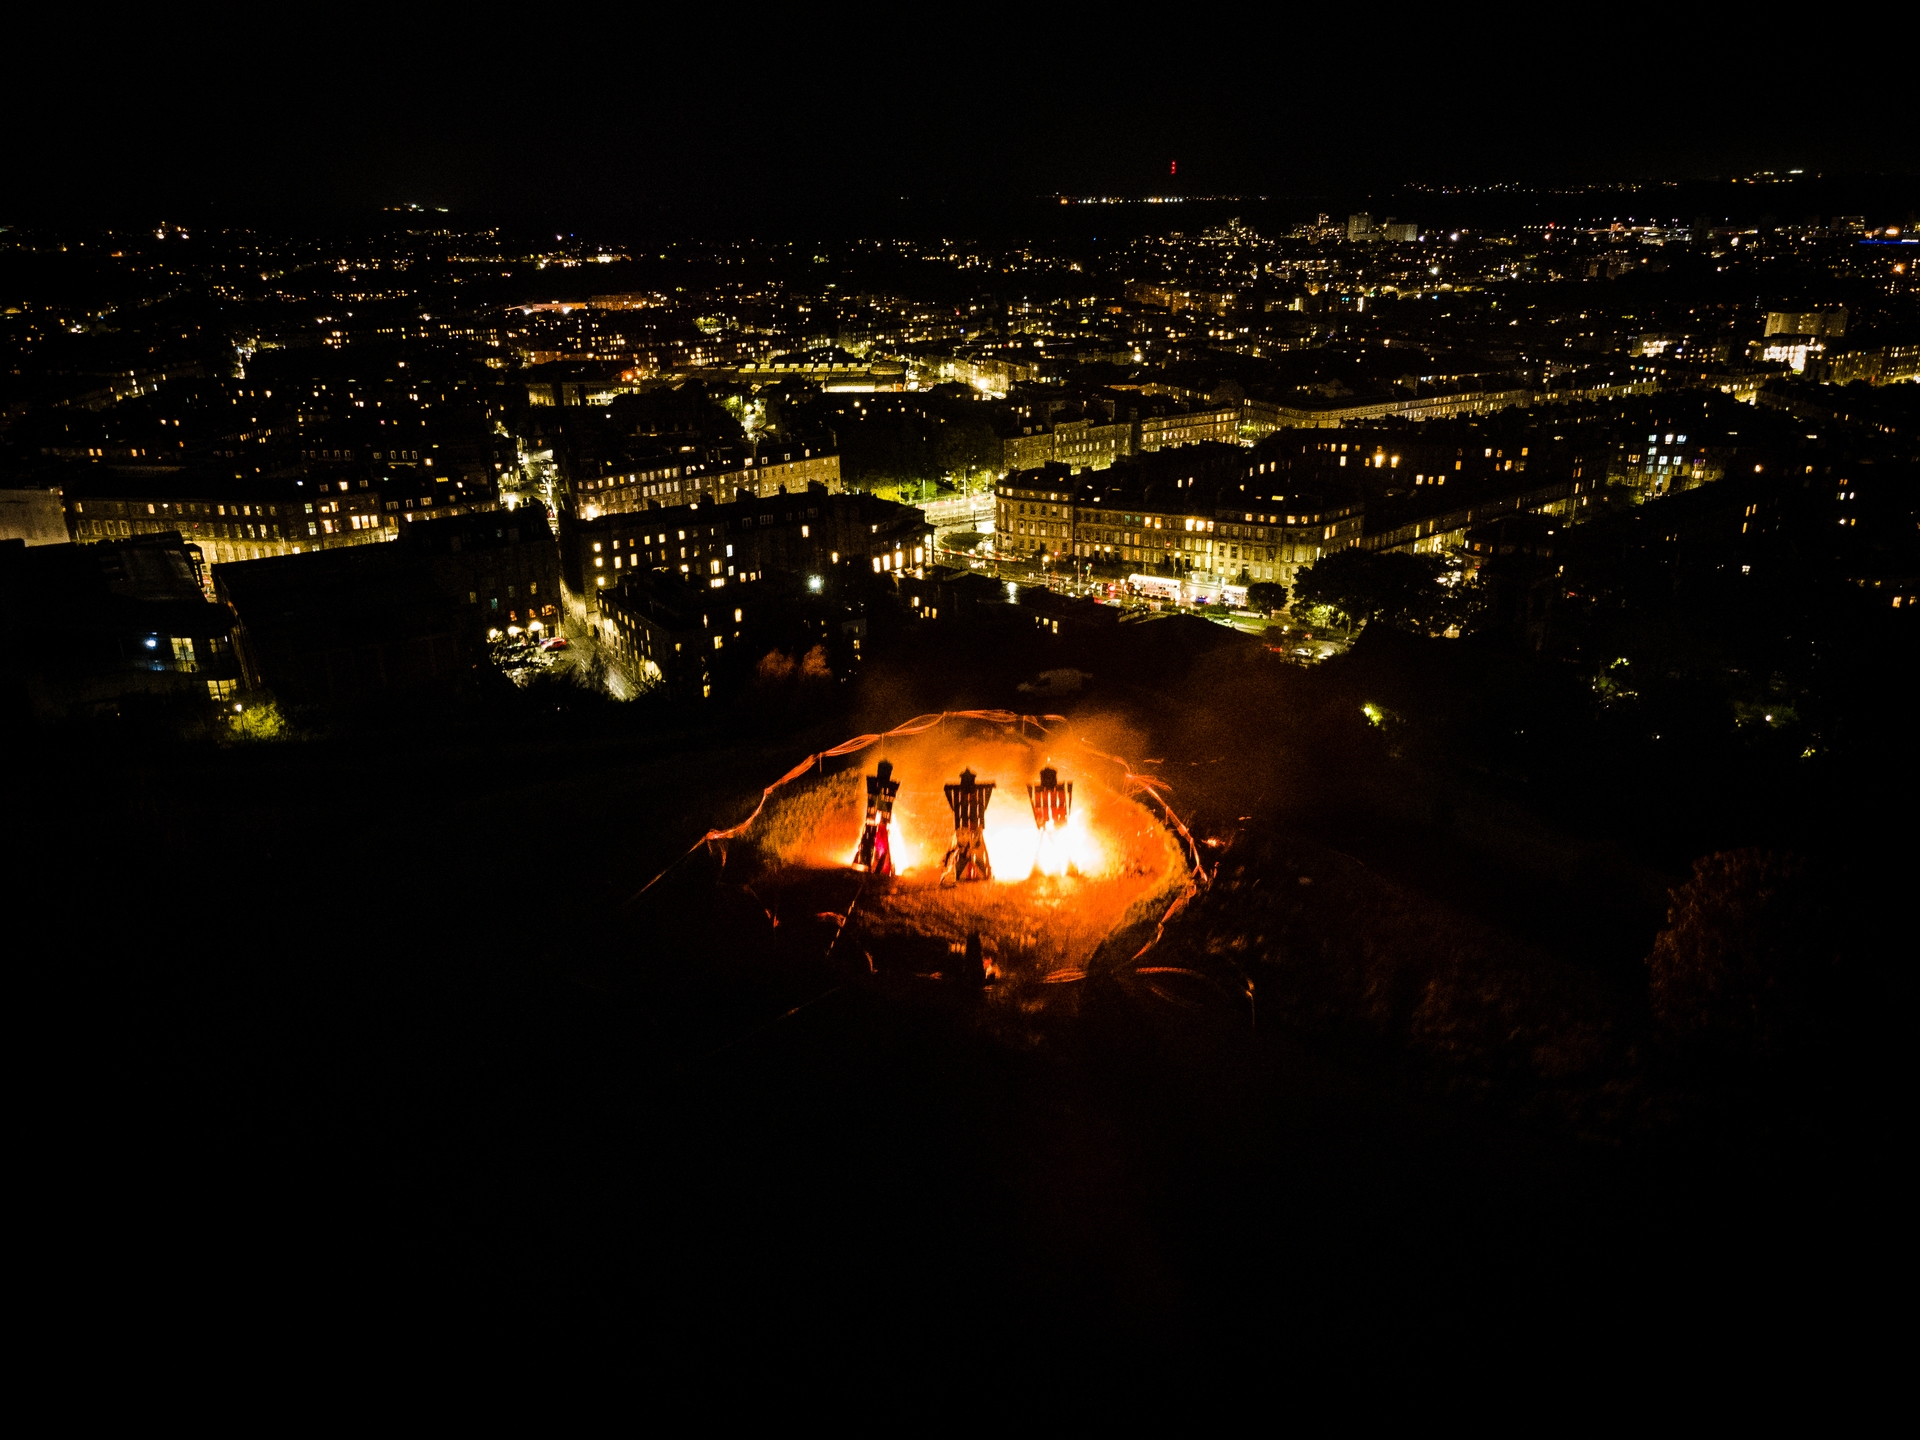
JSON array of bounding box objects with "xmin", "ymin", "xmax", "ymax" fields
[{"xmin": 540, "ymin": 636, "xmax": 570, "ymax": 652}]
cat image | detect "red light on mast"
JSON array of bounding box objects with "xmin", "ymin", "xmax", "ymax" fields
[{"xmin": 1171, "ymin": 160, "xmax": 1177, "ymax": 177}]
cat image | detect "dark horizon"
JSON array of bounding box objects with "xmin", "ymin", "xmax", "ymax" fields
[
  {"xmin": 10, "ymin": 176, "xmax": 1917, "ymax": 260},
  {"xmin": 10, "ymin": 13, "xmax": 1914, "ymax": 231}
]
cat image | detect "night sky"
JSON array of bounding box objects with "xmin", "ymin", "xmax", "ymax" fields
[{"xmin": 8, "ymin": 13, "xmax": 1910, "ymax": 227}]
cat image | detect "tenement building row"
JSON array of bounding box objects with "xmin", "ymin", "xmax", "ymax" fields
[
  {"xmin": 557, "ymin": 482, "xmax": 933, "ymax": 631},
  {"xmin": 995, "ymin": 447, "xmax": 1363, "ymax": 587},
  {"xmin": 570, "ymin": 443, "xmax": 842, "ymax": 520},
  {"xmin": 985, "ymin": 381, "xmax": 1633, "ymax": 480},
  {"xmin": 55, "ymin": 462, "xmax": 497, "ymax": 573},
  {"xmin": 568, "ymin": 485, "xmax": 934, "ymax": 699}
]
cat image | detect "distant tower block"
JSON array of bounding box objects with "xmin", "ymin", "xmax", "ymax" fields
[
  {"xmin": 1028, "ymin": 765, "xmax": 1074, "ymax": 876},
  {"xmin": 853, "ymin": 759, "xmax": 900, "ymax": 877},
  {"xmin": 941, "ymin": 768, "xmax": 995, "ymax": 885}
]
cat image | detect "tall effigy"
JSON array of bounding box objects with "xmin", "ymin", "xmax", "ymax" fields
[
  {"xmin": 941, "ymin": 768, "xmax": 995, "ymax": 885},
  {"xmin": 853, "ymin": 759, "xmax": 900, "ymax": 877},
  {"xmin": 1027, "ymin": 765, "xmax": 1074, "ymax": 875}
]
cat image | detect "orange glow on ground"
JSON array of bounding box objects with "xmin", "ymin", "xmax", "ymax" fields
[{"xmin": 740, "ymin": 724, "xmax": 1185, "ymax": 979}]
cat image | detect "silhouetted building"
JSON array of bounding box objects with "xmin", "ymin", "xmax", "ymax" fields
[
  {"xmin": 403, "ymin": 503, "xmax": 562, "ymax": 637},
  {"xmin": 215, "ymin": 545, "xmax": 469, "ymax": 706},
  {"xmin": 1463, "ymin": 513, "xmax": 1562, "ymax": 646},
  {"xmin": 0, "ymin": 532, "xmax": 240, "ymax": 719},
  {"xmin": 597, "ymin": 567, "xmax": 868, "ymax": 700}
]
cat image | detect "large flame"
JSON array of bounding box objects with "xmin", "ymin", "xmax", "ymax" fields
[
  {"xmin": 875, "ymin": 747, "xmax": 1108, "ymax": 882},
  {"xmin": 800, "ymin": 736, "xmax": 1123, "ymax": 884},
  {"xmin": 886, "ymin": 825, "xmax": 920, "ymax": 874},
  {"xmin": 738, "ymin": 719, "xmax": 1187, "ymax": 981},
  {"xmin": 980, "ymin": 800, "xmax": 1108, "ymax": 878}
]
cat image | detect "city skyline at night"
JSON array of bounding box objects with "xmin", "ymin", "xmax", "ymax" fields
[{"xmin": 5, "ymin": 11, "xmax": 1909, "ymax": 1393}]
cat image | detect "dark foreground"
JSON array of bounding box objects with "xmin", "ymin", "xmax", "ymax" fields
[{"xmin": 18, "ymin": 632, "xmax": 1902, "ymax": 1381}]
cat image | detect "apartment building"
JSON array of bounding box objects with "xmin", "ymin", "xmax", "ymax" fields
[{"xmin": 572, "ymin": 446, "xmax": 842, "ymax": 519}]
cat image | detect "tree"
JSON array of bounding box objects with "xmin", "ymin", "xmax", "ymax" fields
[
  {"xmin": 1291, "ymin": 548, "xmax": 1450, "ymax": 634},
  {"xmin": 798, "ymin": 644, "xmax": 832, "ymax": 681},
  {"xmin": 230, "ymin": 697, "xmax": 289, "ymax": 742},
  {"xmin": 1246, "ymin": 580, "xmax": 1288, "ymax": 612},
  {"xmin": 839, "ymin": 408, "xmax": 937, "ymax": 488},
  {"xmin": 934, "ymin": 411, "xmax": 1000, "ymax": 490},
  {"xmin": 1647, "ymin": 849, "xmax": 1835, "ymax": 1060}
]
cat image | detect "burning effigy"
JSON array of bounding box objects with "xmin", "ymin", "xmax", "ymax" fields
[
  {"xmin": 674, "ymin": 713, "xmax": 1196, "ymax": 986},
  {"xmin": 852, "ymin": 759, "xmax": 899, "ymax": 877},
  {"xmin": 1027, "ymin": 765, "xmax": 1073, "ymax": 877},
  {"xmin": 941, "ymin": 768, "xmax": 995, "ymax": 885}
]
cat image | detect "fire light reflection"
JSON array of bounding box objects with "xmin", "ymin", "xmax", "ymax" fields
[{"xmin": 738, "ymin": 723, "xmax": 1187, "ymax": 982}]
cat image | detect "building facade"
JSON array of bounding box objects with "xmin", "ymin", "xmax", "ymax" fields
[
  {"xmin": 1202, "ymin": 503, "xmax": 1364, "ymax": 587},
  {"xmin": 598, "ymin": 573, "xmax": 759, "ymax": 700},
  {"xmin": 571, "ymin": 446, "xmax": 842, "ymax": 519},
  {"xmin": 1, "ymin": 533, "xmax": 244, "ymax": 717},
  {"xmin": 1764, "ymin": 308, "xmax": 1847, "ymax": 338},
  {"xmin": 403, "ymin": 505, "xmax": 564, "ymax": 637},
  {"xmin": 61, "ymin": 471, "xmax": 492, "ymax": 571},
  {"xmin": 995, "ymin": 457, "xmax": 1362, "ymax": 586},
  {"xmin": 0, "ymin": 487, "xmax": 69, "ymax": 546},
  {"xmin": 997, "ymin": 408, "xmax": 1235, "ymax": 474},
  {"xmin": 1137, "ymin": 407, "xmax": 1241, "ymax": 451},
  {"xmin": 559, "ymin": 483, "xmax": 931, "ymax": 626}
]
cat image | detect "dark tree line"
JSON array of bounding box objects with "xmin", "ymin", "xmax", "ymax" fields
[{"xmin": 1291, "ymin": 548, "xmax": 1468, "ymax": 635}]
